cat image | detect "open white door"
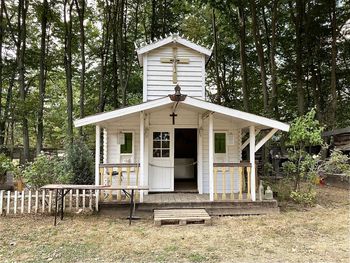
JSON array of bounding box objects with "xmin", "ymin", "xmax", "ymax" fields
[{"xmin": 149, "ymin": 129, "xmax": 174, "ymax": 191}]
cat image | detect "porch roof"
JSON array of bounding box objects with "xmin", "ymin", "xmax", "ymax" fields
[{"xmin": 74, "ymin": 96, "xmax": 289, "ymax": 132}]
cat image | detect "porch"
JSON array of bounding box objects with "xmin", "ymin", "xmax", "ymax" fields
[
  {"xmin": 99, "ymin": 192, "xmax": 279, "ymax": 216},
  {"xmin": 98, "ymin": 162, "xmax": 260, "ymax": 203}
]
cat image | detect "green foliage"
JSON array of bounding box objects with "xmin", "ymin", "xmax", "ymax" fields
[
  {"xmin": 268, "ymin": 178, "xmax": 293, "ymax": 202},
  {"xmin": 319, "ymin": 149, "xmax": 350, "ymax": 177},
  {"xmin": 22, "ymin": 155, "xmax": 73, "ymax": 189},
  {"xmin": 0, "ymin": 154, "xmax": 14, "ymax": 184},
  {"xmin": 0, "ymin": 154, "xmax": 14, "ymax": 175},
  {"xmin": 64, "ymin": 139, "xmax": 94, "ymax": 185},
  {"xmin": 290, "ymin": 189, "xmax": 317, "ymax": 206},
  {"xmin": 284, "ymin": 109, "xmax": 324, "ymax": 191},
  {"xmin": 287, "ymin": 109, "xmax": 324, "ymax": 148}
]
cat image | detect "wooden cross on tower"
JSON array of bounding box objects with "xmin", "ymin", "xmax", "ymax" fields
[{"xmin": 160, "ymin": 47, "xmax": 189, "ymax": 83}]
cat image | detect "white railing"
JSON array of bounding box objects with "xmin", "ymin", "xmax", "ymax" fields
[
  {"xmin": 99, "ymin": 163, "xmax": 140, "ymax": 202},
  {"xmin": 0, "ymin": 189, "xmax": 98, "ymax": 216}
]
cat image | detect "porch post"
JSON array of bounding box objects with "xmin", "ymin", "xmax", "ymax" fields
[
  {"xmin": 139, "ymin": 111, "xmax": 144, "ymax": 202},
  {"xmin": 249, "ymin": 125, "xmax": 256, "ymax": 201},
  {"xmin": 95, "ymin": 125, "xmax": 101, "ymax": 186},
  {"xmin": 197, "ymin": 114, "xmax": 203, "ymax": 194},
  {"xmin": 209, "ymin": 113, "xmax": 214, "ymax": 201}
]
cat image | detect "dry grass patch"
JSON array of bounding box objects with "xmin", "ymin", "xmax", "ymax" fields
[{"xmin": 0, "ymin": 186, "xmax": 349, "ymax": 263}]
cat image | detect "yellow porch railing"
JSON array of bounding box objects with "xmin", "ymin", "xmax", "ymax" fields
[
  {"xmin": 99, "ymin": 163, "xmax": 140, "ymax": 202},
  {"xmin": 213, "ymin": 162, "xmax": 254, "ymax": 201}
]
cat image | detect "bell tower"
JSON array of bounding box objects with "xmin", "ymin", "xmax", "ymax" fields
[{"xmin": 135, "ymin": 33, "xmax": 212, "ymax": 102}]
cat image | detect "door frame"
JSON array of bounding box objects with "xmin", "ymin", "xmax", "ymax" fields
[
  {"xmin": 148, "ymin": 128, "xmax": 174, "ymax": 191},
  {"xmin": 148, "ymin": 124, "xmax": 201, "ymax": 193}
]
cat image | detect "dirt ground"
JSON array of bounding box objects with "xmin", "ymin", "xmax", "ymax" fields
[{"xmin": 0, "ymin": 186, "xmax": 349, "ymax": 263}]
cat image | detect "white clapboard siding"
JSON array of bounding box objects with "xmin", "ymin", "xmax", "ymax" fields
[
  {"xmin": 145, "ymin": 43, "xmax": 205, "ymax": 101},
  {"xmin": 0, "ymin": 189, "xmax": 98, "ymax": 216}
]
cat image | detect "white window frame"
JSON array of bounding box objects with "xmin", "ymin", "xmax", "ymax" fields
[
  {"xmin": 119, "ymin": 131, "xmax": 135, "ymax": 164},
  {"xmin": 214, "ymin": 131, "xmax": 228, "ymax": 163},
  {"xmin": 152, "ymin": 131, "xmax": 171, "ymax": 159}
]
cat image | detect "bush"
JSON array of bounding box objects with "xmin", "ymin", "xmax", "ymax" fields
[
  {"xmin": 290, "ymin": 189, "xmax": 316, "ymax": 206},
  {"xmin": 269, "ymin": 178, "xmax": 293, "ymax": 202},
  {"xmin": 23, "ymin": 155, "xmax": 72, "ymax": 189},
  {"xmin": 284, "ymin": 109, "xmax": 324, "ymax": 190},
  {"xmin": 0, "ymin": 154, "xmax": 14, "ymax": 184},
  {"xmin": 319, "ymin": 149, "xmax": 350, "ymax": 177},
  {"xmin": 65, "ymin": 139, "xmax": 94, "ymax": 185}
]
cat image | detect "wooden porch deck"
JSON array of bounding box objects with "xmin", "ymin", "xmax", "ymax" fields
[{"xmin": 99, "ymin": 193, "xmax": 280, "ymax": 216}]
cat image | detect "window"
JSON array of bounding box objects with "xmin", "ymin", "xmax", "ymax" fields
[
  {"xmin": 153, "ymin": 132, "xmax": 170, "ymax": 158},
  {"xmin": 121, "ymin": 133, "xmax": 133, "ymax": 154},
  {"xmin": 215, "ymin": 133, "xmax": 226, "ymax": 153}
]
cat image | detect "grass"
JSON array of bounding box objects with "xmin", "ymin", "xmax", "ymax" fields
[{"xmin": 0, "ymin": 186, "xmax": 349, "ymax": 263}]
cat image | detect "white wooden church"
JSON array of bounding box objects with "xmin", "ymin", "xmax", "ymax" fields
[{"xmin": 74, "ymin": 33, "xmax": 289, "ymax": 204}]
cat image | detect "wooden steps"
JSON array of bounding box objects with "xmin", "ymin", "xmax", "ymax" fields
[{"xmin": 154, "ymin": 209, "xmax": 211, "ymax": 226}]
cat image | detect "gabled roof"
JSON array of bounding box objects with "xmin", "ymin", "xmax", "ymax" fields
[
  {"xmin": 135, "ymin": 33, "xmax": 213, "ymax": 66},
  {"xmin": 74, "ymin": 96, "xmax": 290, "ymax": 132}
]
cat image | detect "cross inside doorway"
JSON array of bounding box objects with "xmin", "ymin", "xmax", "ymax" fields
[{"xmin": 160, "ymin": 47, "xmax": 189, "ymax": 83}]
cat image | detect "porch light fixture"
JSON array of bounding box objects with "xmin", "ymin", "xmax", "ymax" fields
[
  {"xmin": 117, "ymin": 131, "xmax": 125, "ymax": 145},
  {"xmin": 227, "ymin": 132, "xmax": 234, "ymax": 145}
]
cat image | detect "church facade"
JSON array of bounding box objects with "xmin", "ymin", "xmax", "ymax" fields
[{"xmin": 74, "ymin": 33, "xmax": 289, "ymax": 202}]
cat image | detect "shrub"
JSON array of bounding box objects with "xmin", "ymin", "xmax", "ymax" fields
[
  {"xmin": 290, "ymin": 189, "xmax": 316, "ymax": 206},
  {"xmin": 318, "ymin": 149, "xmax": 350, "ymax": 177},
  {"xmin": 269, "ymin": 178, "xmax": 293, "ymax": 202},
  {"xmin": 23, "ymin": 154, "xmax": 72, "ymax": 189},
  {"xmin": 284, "ymin": 109, "xmax": 324, "ymax": 190},
  {"xmin": 0, "ymin": 154, "xmax": 14, "ymax": 184},
  {"xmin": 64, "ymin": 139, "xmax": 94, "ymax": 185}
]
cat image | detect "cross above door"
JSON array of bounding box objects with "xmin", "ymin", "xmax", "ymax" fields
[
  {"xmin": 160, "ymin": 47, "xmax": 189, "ymax": 83},
  {"xmin": 170, "ymin": 112, "xmax": 178, "ymax": 125}
]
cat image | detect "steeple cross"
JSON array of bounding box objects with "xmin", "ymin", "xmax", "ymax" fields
[{"xmin": 160, "ymin": 47, "xmax": 189, "ymax": 83}]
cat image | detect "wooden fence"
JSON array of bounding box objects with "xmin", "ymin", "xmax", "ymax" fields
[{"xmin": 0, "ymin": 189, "xmax": 98, "ymax": 216}]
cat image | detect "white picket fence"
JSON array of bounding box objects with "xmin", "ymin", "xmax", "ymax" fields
[{"xmin": 0, "ymin": 189, "xmax": 98, "ymax": 216}]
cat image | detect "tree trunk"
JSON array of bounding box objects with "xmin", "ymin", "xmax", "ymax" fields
[
  {"xmin": 18, "ymin": 0, "xmax": 30, "ymax": 162},
  {"xmin": 112, "ymin": 0, "xmax": 119, "ymax": 109},
  {"xmin": 238, "ymin": 5, "xmax": 249, "ymax": 112},
  {"xmin": 99, "ymin": 0, "xmax": 112, "ymax": 112},
  {"xmin": 212, "ymin": 9, "xmax": 221, "ymax": 104},
  {"xmin": 64, "ymin": 0, "xmax": 74, "ymax": 143},
  {"xmin": 290, "ymin": 0, "xmax": 305, "ymax": 116},
  {"xmin": 250, "ymin": 0, "xmax": 268, "ymax": 113},
  {"xmin": 270, "ymin": 1, "xmax": 279, "ymax": 118},
  {"xmin": 36, "ymin": 0, "xmax": 48, "ymax": 155},
  {"xmin": 150, "ymin": 0, "xmax": 156, "ymax": 39},
  {"xmin": 75, "ymin": 0, "xmax": 85, "ymax": 136},
  {"xmin": 330, "ymin": 0, "xmax": 337, "ymax": 128},
  {"xmin": 0, "ymin": 0, "xmax": 3, "ymax": 145}
]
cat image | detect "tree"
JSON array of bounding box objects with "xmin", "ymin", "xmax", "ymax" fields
[
  {"xmin": 75, "ymin": 0, "xmax": 86, "ymax": 136},
  {"xmin": 64, "ymin": 0, "xmax": 74, "ymax": 143},
  {"xmin": 237, "ymin": 4, "xmax": 249, "ymax": 112},
  {"xmin": 18, "ymin": 0, "xmax": 30, "ymax": 162},
  {"xmin": 330, "ymin": 0, "xmax": 337, "ymax": 129},
  {"xmin": 250, "ymin": 0, "xmax": 268, "ymax": 113},
  {"xmin": 284, "ymin": 109, "xmax": 324, "ymax": 190},
  {"xmin": 36, "ymin": 0, "xmax": 49, "ymax": 154}
]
